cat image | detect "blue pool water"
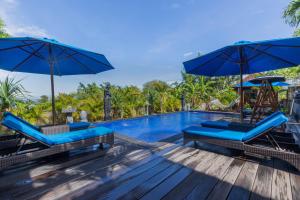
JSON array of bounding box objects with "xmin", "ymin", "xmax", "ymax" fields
[{"xmin": 95, "ymin": 111, "xmax": 232, "ymax": 142}]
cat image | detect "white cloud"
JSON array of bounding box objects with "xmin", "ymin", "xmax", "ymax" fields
[
  {"xmin": 5, "ymin": 25, "xmax": 49, "ymax": 37},
  {"xmin": 2, "ymin": 0, "xmax": 17, "ymax": 4},
  {"xmin": 0, "ymin": 0, "xmax": 50, "ymax": 37},
  {"xmin": 183, "ymin": 51, "xmax": 193, "ymax": 58}
]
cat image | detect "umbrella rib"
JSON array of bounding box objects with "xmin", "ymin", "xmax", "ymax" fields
[
  {"xmin": 18, "ymin": 46, "xmax": 46, "ymax": 61},
  {"xmin": 244, "ymin": 45, "xmax": 273, "ymax": 63},
  {"xmin": 211, "ymin": 49, "xmax": 238, "ymax": 76},
  {"xmin": 220, "ymin": 51, "xmax": 238, "ymax": 63},
  {"xmin": 55, "ymin": 48, "xmax": 70, "ymax": 61},
  {"xmin": 192, "ymin": 48, "xmax": 237, "ymax": 75},
  {"xmin": 11, "ymin": 43, "xmax": 46, "ymax": 72},
  {"xmin": 56, "ymin": 51, "xmax": 79, "ymax": 62},
  {"xmin": 47, "ymin": 41, "xmax": 113, "ymax": 69},
  {"xmin": 21, "ymin": 40, "xmax": 47, "ymax": 60},
  {"xmin": 0, "ymin": 41, "xmax": 43, "ymax": 52},
  {"xmin": 188, "ymin": 52, "xmax": 230, "ymax": 73},
  {"xmin": 67, "ymin": 48, "xmax": 113, "ymax": 69},
  {"xmin": 56, "ymin": 46, "xmax": 97, "ymax": 74},
  {"xmin": 247, "ymin": 45, "xmax": 298, "ymax": 66},
  {"xmin": 257, "ymin": 44, "xmax": 300, "ymax": 48}
]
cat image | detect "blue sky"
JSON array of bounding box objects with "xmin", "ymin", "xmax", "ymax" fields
[{"xmin": 0, "ymin": 0, "xmax": 294, "ymax": 97}]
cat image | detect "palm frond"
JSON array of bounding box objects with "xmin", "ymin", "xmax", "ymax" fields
[{"xmin": 283, "ymin": 0, "xmax": 300, "ymax": 27}]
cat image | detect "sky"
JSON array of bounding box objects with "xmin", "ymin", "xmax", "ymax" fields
[{"xmin": 0, "ymin": 0, "xmax": 294, "ymax": 97}]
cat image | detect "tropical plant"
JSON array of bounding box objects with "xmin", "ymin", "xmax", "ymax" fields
[
  {"xmin": 283, "ymin": 0, "xmax": 300, "ymax": 29},
  {"xmin": 264, "ymin": 66, "xmax": 300, "ymax": 79},
  {"xmin": 0, "ymin": 77, "xmax": 28, "ymax": 112},
  {"xmin": 143, "ymin": 80, "xmax": 172, "ymax": 113},
  {"xmin": 0, "ymin": 18, "xmax": 9, "ymax": 38}
]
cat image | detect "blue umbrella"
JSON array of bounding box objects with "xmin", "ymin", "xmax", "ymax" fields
[
  {"xmin": 234, "ymin": 81, "xmax": 289, "ymax": 88},
  {"xmin": 183, "ymin": 37, "xmax": 300, "ymax": 119},
  {"xmin": 0, "ymin": 37, "xmax": 114, "ymax": 124}
]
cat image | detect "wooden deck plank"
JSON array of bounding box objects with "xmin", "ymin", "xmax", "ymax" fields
[
  {"xmin": 290, "ymin": 170, "xmax": 300, "ymax": 200},
  {"xmin": 121, "ymin": 149, "xmax": 210, "ymax": 200},
  {"xmin": 139, "ymin": 149, "xmax": 205, "ymax": 200},
  {"xmin": 121, "ymin": 162, "xmax": 182, "ymax": 200},
  {"xmin": 206, "ymin": 159, "xmax": 245, "ymax": 200},
  {"xmin": 22, "ymin": 150, "xmax": 153, "ymax": 200},
  {"xmin": 271, "ymin": 160, "xmax": 293, "ymax": 200},
  {"xmin": 250, "ymin": 159, "xmax": 274, "ymax": 200},
  {"xmin": 45, "ymin": 145, "xmax": 185, "ymax": 198},
  {"xmin": 14, "ymin": 143, "xmax": 178, "ymax": 200},
  {"xmin": 0, "ymin": 142, "xmax": 128, "ymax": 189},
  {"xmin": 0, "ymin": 136, "xmax": 299, "ymax": 200},
  {"xmin": 146, "ymin": 149, "xmax": 223, "ymax": 200},
  {"xmin": 95, "ymin": 148, "xmax": 199, "ymax": 200},
  {"xmin": 227, "ymin": 161, "xmax": 259, "ymax": 200},
  {"xmin": 63, "ymin": 146, "xmax": 188, "ymax": 200},
  {"xmin": 185, "ymin": 155, "xmax": 234, "ymax": 200},
  {"xmin": 10, "ymin": 148, "xmax": 149, "ymax": 199},
  {"xmin": 161, "ymin": 151, "xmax": 220, "ymax": 200}
]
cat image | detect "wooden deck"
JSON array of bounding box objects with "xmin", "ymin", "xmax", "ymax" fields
[{"xmin": 0, "ymin": 135, "xmax": 299, "ymax": 200}]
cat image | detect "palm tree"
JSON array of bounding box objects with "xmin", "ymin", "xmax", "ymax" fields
[
  {"xmin": 143, "ymin": 80, "xmax": 170, "ymax": 113},
  {"xmin": 0, "ymin": 18, "xmax": 9, "ymax": 38},
  {"xmin": 283, "ymin": 0, "xmax": 300, "ymax": 35},
  {"xmin": 0, "ymin": 77, "xmax": 28, "ymax": 112}
]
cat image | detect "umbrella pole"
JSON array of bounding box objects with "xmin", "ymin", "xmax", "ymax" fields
[
  {"xmin": 239, "ymin": 70, "xmax": 244, "ymax": 121},
  {"xmin": 239, "ymin": 47, "xmax": 244, "ymax": 122},
  {"xmin": 50, "ymin": 64, "xmax": 56, "ymax": 125},
  {"xmin": 48, "ymin": 44, "xmax": 56, "ymax": 125}
]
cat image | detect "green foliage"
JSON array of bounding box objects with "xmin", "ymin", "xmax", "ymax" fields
[
  {"xmin": 173, "ymin": 73, "xmax": 237, "ymax": 109},
  {"xmin": 0, "ymin": 77, "xmax": 28, "ymax": 112},
  {"xmin": 264, "ymin": 66, "xmax": 300, "ymax": 79},
  {"xmin": 143, "ymin": 80, "xmax": 176, "ymax": 113},
  {"xmin": 6, "ymin": 72, "xmax": 241, "ymax": 125},
  {"xmin": 283, "ymin": 0, "xmax": 300, "ymax": 28},
  {"xmin": 76, "ymin": 82, "xmax": 104, "ymax": 121},
  {"xmin": 283, "ymin": 1, "xmax": 300, "ymax": 36},
  {"xmin": 0, "ymin": 18, "xmax": 9, "ymax": 38}
]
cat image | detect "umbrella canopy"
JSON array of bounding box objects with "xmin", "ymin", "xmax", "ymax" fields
[
  {"xmin": 0, "ymin": 37, "xmax": 114, "ymax": 124},
  {"xmin": 184, "ymin": 37, "xmax": 300, "ymax": 76},
  {"xmin": 234, "ymin": 81, "xmax": 289, "ymax": 88},
  {"xmin": 183, "ymin": 37, "xmax": 300, "ymax": 120}
]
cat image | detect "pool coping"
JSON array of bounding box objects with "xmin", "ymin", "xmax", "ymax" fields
[{"xmin": 93, "ymin": 110, "xmax": 238, "ymax": 125}]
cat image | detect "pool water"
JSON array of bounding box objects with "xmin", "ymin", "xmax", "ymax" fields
[{"xmin": 95, "ymin": 111, "xmax": 232, "ymax": 142}]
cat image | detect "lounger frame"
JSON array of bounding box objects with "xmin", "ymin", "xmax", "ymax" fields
[
  {"xmin": 0, "ymin": 126, "xmax": 114, "ymax": 170},
  {"xmin": 183, "ymin": 131, "xmax": 300, "ymax": 171}
]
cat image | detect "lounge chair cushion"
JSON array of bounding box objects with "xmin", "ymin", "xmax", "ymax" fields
[
  {"xmin": 68, "ymin": 122, "xmax": 91, "ymax": 131},
  {"xmin": 201, "ymin": 111, "xmax": 281, "ymax": 130},
  {"xmin": 2, "ymin": 114, "xmax": 54, "ymax": 145},
  {"xmin": 183, "ymin": 126, "xmax": 244, "ymax": 141},
  {"xmin": 2, "ymin": 114, "xmax": 113, "ymax": 146},
  {"xmin": 201, "ymin": 120, "xmax": 231, "ymax": 129},
  {"xmin": 242, "ymin": 114, "xmax": 288, "ymax": 141},
  {"xmin": 255, "ymin": 111, "xmax": 282, "ymax": 126},
  {"xmin": 184, "ymin": 114, "xmax": 288, "ymax": 142},
  {"xmin": 47, "ymin": 127, "xmax": 112, "ymax": 145},
  {"xmin": 3, "ymin": 112, "xmax": 40, "ymax": 131}
]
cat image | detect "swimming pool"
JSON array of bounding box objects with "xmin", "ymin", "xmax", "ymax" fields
[{"xmin": 95, "ymin": 111, "xmax": 233, "ymax": 142}]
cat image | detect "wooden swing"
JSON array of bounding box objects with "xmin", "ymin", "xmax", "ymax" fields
[{"xmin": 250, "ymin": 76, "xmax": 284, "ymax": 123}]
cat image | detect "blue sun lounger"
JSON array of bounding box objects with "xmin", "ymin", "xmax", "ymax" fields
[
  {"xmin": 0, "ymin": 113, "xmax": 114, "ymax": 170},
  {"xmin": 183, "ymin": 113, "xmax": 300, "ymax": 170},
  {"xmin": 201, "ymin": 111, "xmax": 282, "ymax": 131},
  {"xmin": 5, "ymin": 112, "xmax": 91, "ymax": 131},
  {"xmin": 4, "ymin": 112, "xmax": 91, "ymax": 131}
]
